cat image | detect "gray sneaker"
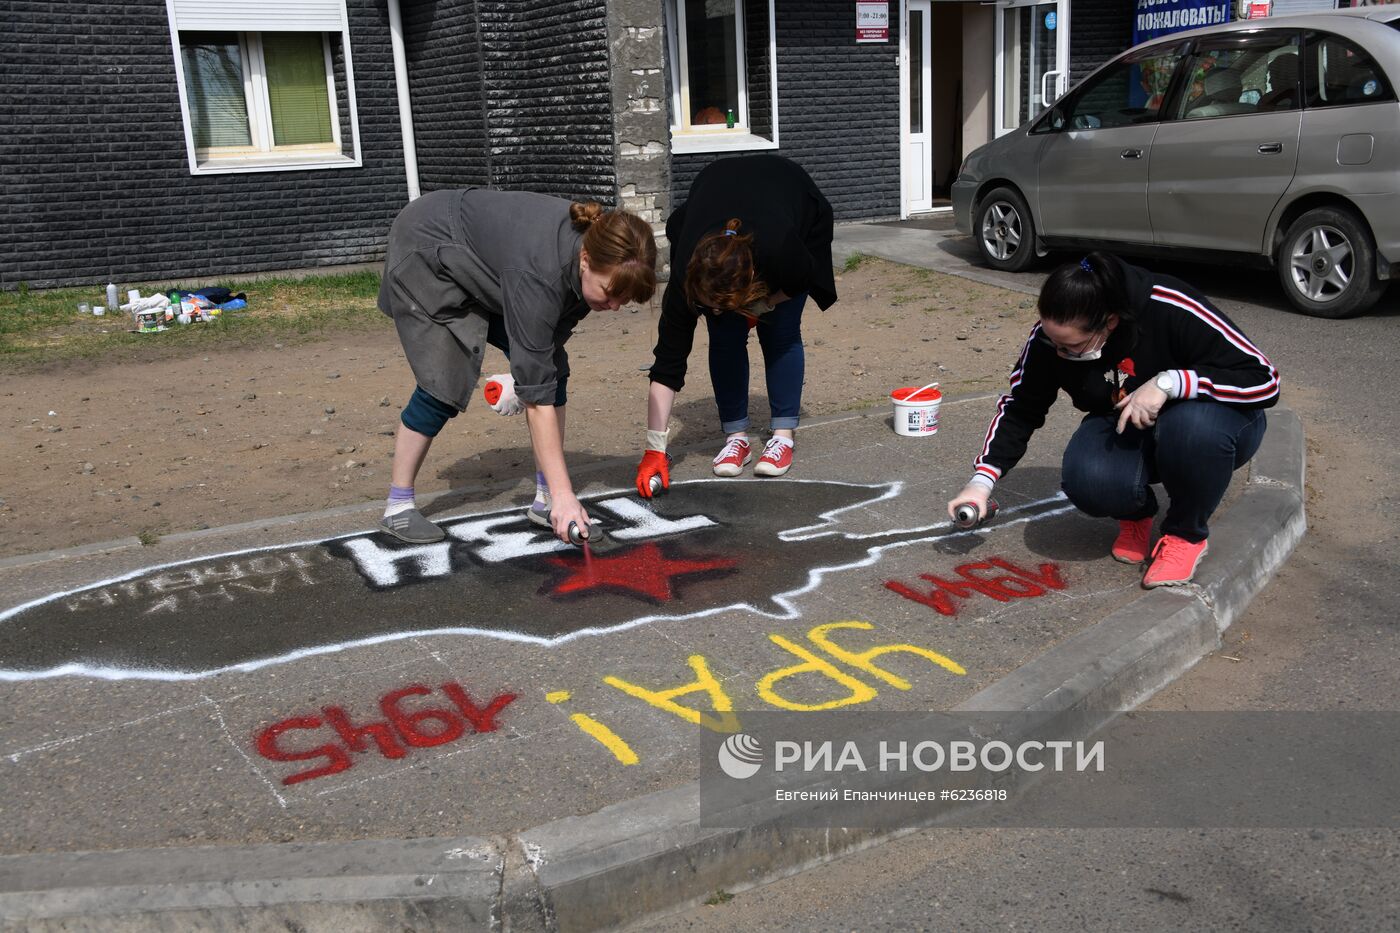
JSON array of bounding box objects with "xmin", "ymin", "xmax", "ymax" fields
[
  {"xmin": 379, "ymin": 508, "xmax": 446, "ymax": 544},
  {"xmin": 527, "ymin": 499, "xmax": 551, "ymax": 528}
]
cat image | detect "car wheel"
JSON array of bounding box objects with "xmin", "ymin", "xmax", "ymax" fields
[
  {"xmin": 1276, "ymin": 207, "xmax": 1387, "ymax": 319},
  {"xmin": 975, "ymin": 187, "xmax": 1038, "ymax": 273}
]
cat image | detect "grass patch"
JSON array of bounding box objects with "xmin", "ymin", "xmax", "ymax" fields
[
  {"xmin": 0, "ymin": 270, "xmax": 385, "ymax": 368},
  {"xmin": 843, "ymin": 252, "xmax": 873, "ymax": 273},
  {"xmin": 136, "ymin": 528, "xmax": 162, "ymax": 547},
  {"xmin": 704, "ymin": 889, "xmax": 735, "ymax": 906}
]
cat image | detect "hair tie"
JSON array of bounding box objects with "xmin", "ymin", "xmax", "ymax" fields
[
  {"xmin": 1079, "ymin": 258, "xmax": 1093, "ymax": 273},
  {"xmin": 723, "ymin": 229, "xmax": 737, "ymax": 237}
]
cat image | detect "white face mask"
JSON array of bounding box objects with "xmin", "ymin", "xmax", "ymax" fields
[{"xmin": 1052, "ymin": 330, "xmax": 1108, "ymax": 362}]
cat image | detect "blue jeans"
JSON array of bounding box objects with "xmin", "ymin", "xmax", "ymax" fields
[
  {"xmin": 1060, "ymin": 401, "xmax": 1267, "ymax": 542},
  {"xmin": 705, "ymin": 292, "xmax": 807, "ymax": 434}
]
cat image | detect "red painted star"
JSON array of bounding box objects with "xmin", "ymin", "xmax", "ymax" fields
[{"xmin": 544, "ymin": 541, "xmax": 738, "ymax": 602}]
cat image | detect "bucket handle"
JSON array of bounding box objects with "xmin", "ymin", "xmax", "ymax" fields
[{"xmin": 897, "ymin": 381, "xmax": 940, "ymax": 401}]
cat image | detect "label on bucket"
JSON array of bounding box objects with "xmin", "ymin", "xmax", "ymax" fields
[{"xmin": 904, "ymin": 408, "xmax": 939, "ymax": 433}]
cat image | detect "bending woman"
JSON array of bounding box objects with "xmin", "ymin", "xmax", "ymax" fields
[
  {"xmin": 948, "ymin": 251, "xmax": 1280, "ymax": 588},
  {"xmin": 636, "ymin": 155, "xmax": 837, "ymax": 495},
  {"xmin": 377, "ymin": 188, "xmax": 657, "ymax": 544}
]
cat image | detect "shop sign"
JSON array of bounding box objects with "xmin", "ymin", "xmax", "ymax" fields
[{"xmin": 857, "ymin": 1, "xmax": 889, "ymax": 43}]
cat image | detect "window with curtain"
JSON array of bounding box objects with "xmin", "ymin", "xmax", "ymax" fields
[{"xmin": 179, "ymin": 31, "xmax": 339, "ymax": 164}]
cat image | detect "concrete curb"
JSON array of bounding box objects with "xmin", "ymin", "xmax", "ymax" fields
[{"xmin": 0, "ymin": 409, "xmax": 1306, "ymax": 931}]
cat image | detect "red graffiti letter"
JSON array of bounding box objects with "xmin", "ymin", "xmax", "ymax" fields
[
  {"xmin": 883, "ymin": 579, "xmax": 958, "ymax": 616},
  {"xmin": 381, "ymin": 684, "xmax": 466, "ymax": 748},
  {"xmin": 255, "ymin": 716, "xmax": 352, "ymax": 786},
  {"xmin": 440, "ymin": 683, "xmax": 516, "ymax": 733},
  {"xmin": 988, "ymin": 557, "xmax": 1066, "ymax": 590},
  {"xmin": 322, "ymin": 706, "xmax": 407, "ymax": 760}
]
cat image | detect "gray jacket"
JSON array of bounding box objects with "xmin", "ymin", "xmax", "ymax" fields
[{"xmin": 379, "ymin": 188, "xmax": 589, "ymax": 406}]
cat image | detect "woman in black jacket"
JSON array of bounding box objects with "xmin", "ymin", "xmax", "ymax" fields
[
  {"xmin": 635, "ymin": 156, "xmax": 837, "ymax": 493},
  {"xmin": 948, "ymin": 251, "xmax": 1280, "ymax": 588}
]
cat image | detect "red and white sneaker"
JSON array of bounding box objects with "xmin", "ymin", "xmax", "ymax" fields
[
  {"xmin": 1111, "ymin": 517, "xmax": 1154, "ymax": 564},
  {"xmin": 754, "ymin": 436, "xmax": 794, "ymax": 477},
  {"xmin": 1142, "ymin": 534, "xmax": 1208, "ymax": 588},
  {"xmin": 712, "ymin": 437, "xmax": 752, "ymax": 477}
]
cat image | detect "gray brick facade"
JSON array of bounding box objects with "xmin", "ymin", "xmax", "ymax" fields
[
  {"xmin": 2, "ymin": 0, "xmax": 619, "ymax": 290},
  {"xmin": 1070, "ymin": 0, "xmax": 1134, "ymax": 84},
  {"xmin": 0, "ymin": 0, "xmax": 408, "ymax": 289}
]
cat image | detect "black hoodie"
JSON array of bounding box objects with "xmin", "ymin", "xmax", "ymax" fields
[{"xmin": 970, "ymin": 257, "xmax": 1280, "ymax": 489}]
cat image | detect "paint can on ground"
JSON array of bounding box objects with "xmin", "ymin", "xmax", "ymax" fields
[{"xmin": 890, "ymin": 382, "xmax": 942, "ymax": 436}]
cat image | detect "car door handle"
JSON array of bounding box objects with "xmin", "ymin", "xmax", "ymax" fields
[
  {"xmin": 1258, "ymin": 142, "xmax": 1283, "ymax": 154},
  {"xmin": 1120, "ymin": 148, "xmax": 1143, "ymax": 159}
]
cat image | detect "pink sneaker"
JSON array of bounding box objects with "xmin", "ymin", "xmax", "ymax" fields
[
  {"xmin": 1111, "ymin": 517, "xmax": 1154, "ymax": 564},
  {"xmin": 1142, "ymin": 535, "xmax": 1209, "ymax": 588},
  {"xmin": 754, "ymin": 437, "xmax": 794, "ymax": 477},
  {"xmin": 712, "ymin": 437, "xmax": 752, "ymax": 477}
]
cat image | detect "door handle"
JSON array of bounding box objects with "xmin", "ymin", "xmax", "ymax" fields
[
  {"xmin": 1258, "ymin": 142, "xmax": 1283, "ymax": 154},
  {"xmin": 1120, "ymin": 148, "xmax": 1143, "ymax": 159},
  {"xmin": 1041, "ymin": 69, "xmax": 1065, "ymax": 107}
]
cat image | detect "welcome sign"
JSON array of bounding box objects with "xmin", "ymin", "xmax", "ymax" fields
[{"xmin": 1134, "ymin": 0, "xmax": 1232, "ymax": 44}]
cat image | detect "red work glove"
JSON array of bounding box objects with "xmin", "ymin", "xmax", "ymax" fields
[{"xmin": 636, "ymin": 449, "xmax": 670, "ymax": 498}]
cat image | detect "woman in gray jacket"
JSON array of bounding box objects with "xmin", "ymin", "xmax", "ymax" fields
[{"xmin": 377, "ymin": 188, "xmax": 657, "ymax": 544}]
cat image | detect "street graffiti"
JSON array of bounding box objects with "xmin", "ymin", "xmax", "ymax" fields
[
  {"xmin": 255, "ymin": 681, "xmax": 516, "ymax": 785},
  {"xmin": 550, "ymin": 620, "xmax": 967, "ymax": 766},
  {"xmin": 0, "ymin": 481, "xmax": 1075, "ymax": 681},
  {"xmin": 884, "ymin": 558, "xmax": 1067, "ymax": 617}
]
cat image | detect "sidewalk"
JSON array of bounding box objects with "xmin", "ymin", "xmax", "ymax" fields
[{"xmin": 0, "ymin": 228, "xmax": 1306, "ymax": 930}]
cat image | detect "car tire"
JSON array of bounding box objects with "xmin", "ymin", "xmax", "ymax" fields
[
  {"xmin": 974, "ymin": 186, "xmax": 1038, "ymax": 273},
  {"xmin": 1276, "ymin": 207, "xmax": 1387, "ymax": 319}
]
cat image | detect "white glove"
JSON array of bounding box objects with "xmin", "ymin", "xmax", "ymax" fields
[{"xmin": 484, "ymin": 373, "xmax": 524, "ymax": 416}]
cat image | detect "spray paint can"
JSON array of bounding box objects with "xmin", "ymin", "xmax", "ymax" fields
[
  {"xmin": 106, "ymin": 283, "xmax": 119, "ymax": 314},
  {"xmin": 646, "ymin": 454, "xmax": 673, "ymax": 497},
  {"xmin": 953, "ymin": 498, "xmax": 999, "ymax": 529},
  {"xmin": 566, "ymin": 521, "xmax": 609, "ymax": 548}
]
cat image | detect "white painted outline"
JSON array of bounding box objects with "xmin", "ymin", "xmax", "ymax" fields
[{"xmin": 0, "ymin": 481, "xmax": 1072, "ymax": 683}]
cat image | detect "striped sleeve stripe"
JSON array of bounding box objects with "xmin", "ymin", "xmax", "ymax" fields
[
  {"xmin": 973, "ymin": 395, "xmax": 1012, "ymax": 476},
  {"xmin": 1005, "ymin": 323, "xmax": 1039, "ymax": 390},
  {"xmin": 1151, "ymin": 286, "xmax": 1280, "ymax": 402}
]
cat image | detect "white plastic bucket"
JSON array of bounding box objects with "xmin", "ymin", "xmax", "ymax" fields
[{"xmin": 891, "ymin": 382, "xmax": 942, "ymax": 436}]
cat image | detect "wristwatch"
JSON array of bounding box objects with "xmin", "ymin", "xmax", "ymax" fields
[{"xmin": 1155, "ymin": 371, "xmax": 1175, "ymax": 398}]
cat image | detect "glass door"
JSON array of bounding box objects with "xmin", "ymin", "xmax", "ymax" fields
[
  {"xmin": 995, "ymin": 0, "xmax": 1069, "ymax": 136},
  {"xmin": 904, "ymin": 0, "xmax": 933, "ymax": 213}
]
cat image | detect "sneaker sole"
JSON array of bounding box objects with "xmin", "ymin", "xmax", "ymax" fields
[
  {"xmin": 1111, "ymin": 551, "xmax": 1147, "ymax": 565},
  {"xmin": 526, "ymin": 506, "xmax": 551, "ymax": 528},
  {"xmin": 1142, "ymin": 543, "xmax": 1208, "ymax": 588},
  {"xmin": 753, "ymin": 460, "xmax": 791, "ymax": 477},
  {"xmin": 378, "ymin": 519, "xmax": 446, "ymax": 545},
  {"xmin": 713, "ymin": 455, "xmax": 752, "ymax": 477}
]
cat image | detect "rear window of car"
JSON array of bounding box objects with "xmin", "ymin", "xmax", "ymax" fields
[{"xmin": 1305, "ymin": 31, "xmax": 1395, "ymax": 107}]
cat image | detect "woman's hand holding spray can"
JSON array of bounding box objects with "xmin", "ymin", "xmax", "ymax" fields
[{"xmin": 953, "ymin": 498, "xmax": 999, "ymax": 529}]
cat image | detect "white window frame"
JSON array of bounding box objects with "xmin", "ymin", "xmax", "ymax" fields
[
  {"xmin": 667, "ymin": 0, "xmax": 779, "ymax": 154},
  {"xmin": 166, "ymin": 0, "xmax": 362, "ymax": 175}
]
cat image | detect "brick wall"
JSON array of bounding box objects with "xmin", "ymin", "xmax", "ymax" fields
[
  {"xmin": 407, "ymin": 0, "xmax": 616, "ymax": 201},
  {"xmin": 671, "ymin": 0, "xmax": 902, "ymax": 222},
  {"xmin": 0, "ymin": 0, "xmax": 409, "ymax": 289},
  {"xmin": 1070, "ymin": 0, "xmax": 1133, "ymax": 85},
  {"xmin": 405, "ymin": 0, "xmax": 491, "ymax": 191}
]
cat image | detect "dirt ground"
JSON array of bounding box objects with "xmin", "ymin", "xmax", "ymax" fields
[{"xmin": 0, "ymin": 260, "xmax": 1035, "ymax": 560}]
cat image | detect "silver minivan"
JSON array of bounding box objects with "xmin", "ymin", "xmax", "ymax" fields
[{"xmin": 953, "ymin": 8, "xmax": 1400, "ymax": 318}]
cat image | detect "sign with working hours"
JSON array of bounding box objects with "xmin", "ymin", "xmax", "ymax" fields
[{"xmin": 857, "ymin": 1, "xmax": 889, "ymax": 42}]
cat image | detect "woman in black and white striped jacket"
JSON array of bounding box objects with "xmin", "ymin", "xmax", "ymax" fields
[{"xmin": 947, "ymin": 251, "xmax": 1279, "ymax": 589}]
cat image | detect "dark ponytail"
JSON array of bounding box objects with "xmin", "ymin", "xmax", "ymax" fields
[{"xmin": 1038, "ymin": 250, "xmax": 1132, "ymax": 336}]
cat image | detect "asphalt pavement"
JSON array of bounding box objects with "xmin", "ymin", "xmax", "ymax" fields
[{"xmin": 0, "ymin": 220, "xmax": 1310, "ymax": 931}]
